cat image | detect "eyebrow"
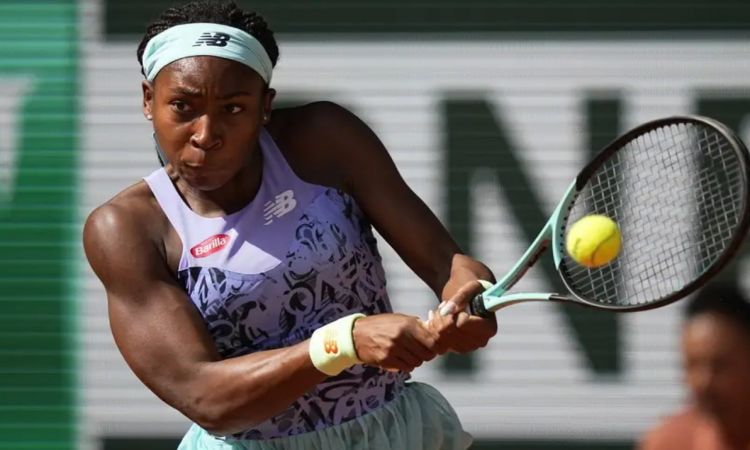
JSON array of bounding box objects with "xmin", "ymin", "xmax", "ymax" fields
[
  {"xmin": 169, "ymin": 87, "xmax": 254, "ymax": 100},
  {"xmin": 220, "ymin": 91, "xmax": 253, "ymax": 100}
]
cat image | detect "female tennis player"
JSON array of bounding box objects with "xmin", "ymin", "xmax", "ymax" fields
[{"xmin": 83, "ymin": 1, "xmax": 496, "ymax": 448}]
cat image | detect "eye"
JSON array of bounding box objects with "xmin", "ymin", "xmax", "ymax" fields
[
  {"xmin": 225, "ymin": 104, "xmax": 243, "ymax": 114},
  {"xmin": 170, "ymin": 100, "xmax": 191, "ymax": 113}
]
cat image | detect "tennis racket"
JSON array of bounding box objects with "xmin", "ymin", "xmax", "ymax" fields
[{"xmin": 470, "ymin": 115, "xmax": 750, "ymax": 318}]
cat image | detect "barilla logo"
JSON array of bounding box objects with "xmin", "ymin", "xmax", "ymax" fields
[{"xmin": 190, "ymin": 234, "xmax": 230, "ymax": 258}]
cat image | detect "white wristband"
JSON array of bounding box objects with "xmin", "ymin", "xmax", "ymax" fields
[{"xmin": 308, "ymin": 313, "xmax": 366, "ymax": 376}]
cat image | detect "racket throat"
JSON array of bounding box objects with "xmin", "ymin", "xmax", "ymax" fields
[
  {"xmin": 481, "ymin": 292, "xmax": 561, "ymax": 312},
  {"xmin": 494, "ymin": 236, "xmax": 551, "ymax": 294}
]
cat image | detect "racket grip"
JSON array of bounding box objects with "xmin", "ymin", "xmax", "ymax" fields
[{"xmin": 470, "ymin": 294, "xmax": 493, "ymax": 319}]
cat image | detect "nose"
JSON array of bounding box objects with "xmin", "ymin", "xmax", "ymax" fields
[{"xmin": 190, "ymin": 113, "xmax": 222, "ymax": 151}]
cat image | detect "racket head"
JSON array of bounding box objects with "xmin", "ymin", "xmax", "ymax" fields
[{"xmin": 552, "ymin": 115, "xmax": 750, "ymax": 312}]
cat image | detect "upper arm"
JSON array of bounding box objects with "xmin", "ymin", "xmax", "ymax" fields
[
  {"xmin": 298, "ymin": 102, "xmax": 464, "ymax": 294},
  {"xmin": 83, "ymin": 201, "xmax": 219, "ymax": 416}
]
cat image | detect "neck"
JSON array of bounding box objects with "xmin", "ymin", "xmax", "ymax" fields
[{"xmin": 709, "ymin": 411, "xmax": 750, "ymax": 449}]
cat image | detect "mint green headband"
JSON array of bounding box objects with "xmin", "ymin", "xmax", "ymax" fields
[{"xmin": 142, "ymin": 22, "xmax": 273, "ymax": 83}]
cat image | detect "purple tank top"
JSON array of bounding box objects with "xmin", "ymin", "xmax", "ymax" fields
[{"xmin": 143, "ymin": 128, "xmax": 408, "ymax": 440}]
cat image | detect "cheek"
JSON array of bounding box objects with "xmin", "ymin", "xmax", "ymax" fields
[
  {"xmin": 224, "ymin": 119, "xmax": 262, "ymax": 145},
  {"xmin": 155, "ymin": 122, "xmax": 194, "ymax": 152},
  {"xmin": 684, "ymin": 367, "xmax": 703, "ymax": 393},
  {"xmin": 719, "ymin": 361, "xmax": 750, "ymax": 394}
]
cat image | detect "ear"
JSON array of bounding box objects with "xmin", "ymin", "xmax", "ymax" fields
[
  {"xmin": 142, "ymin": 80, "xmax": 155, "ymax": 120},
  {"xmin": 262, "ymin": 88, "xmax": 276, "ymax": 124}
]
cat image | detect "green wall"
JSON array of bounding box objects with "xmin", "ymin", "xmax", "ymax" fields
[{"xmin": 0, "ymin": 2, "xmax": 78, "ymax": 449}]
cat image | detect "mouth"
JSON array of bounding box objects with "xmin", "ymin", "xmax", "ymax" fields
[
  {"xmin": 179, "ymin": 164, "xmax": 210, "ymax": 182},
  {"xmin": 181, "ymin": 163, "xmax": 210, "ymax": 174}
]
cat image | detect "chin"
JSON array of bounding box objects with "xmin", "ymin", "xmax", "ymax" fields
[
  {"xmin": 179, "ymin": 167, "xmax": 227, "ymax": 191},
  {"xmin": 188, "ymin": 177, "xmax": 228, "ymax": 192}
]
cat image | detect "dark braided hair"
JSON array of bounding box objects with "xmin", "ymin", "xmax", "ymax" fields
[{"xmin": 136, "ymin": 0, "xmax": 279, "ymax": 78}]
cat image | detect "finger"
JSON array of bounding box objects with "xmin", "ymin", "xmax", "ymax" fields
[
  {"xmin": 410, "ymin": 322, "xmax": 440, "ymax": 357},
  {"xmin": 393, "ymin": 328, "xmax": 435, "ymax": 363},
  {"xmin": 432, "ymin": 314, "xmax": 458, "ymax": 343},
  {"xmin": 379, "ymin": 347, "xmax": 420, "ymax": 372},
  {"xmin": 457, "ymin": 315, "xmax": 497, "ymax": 335},
  {"xmin": 455, "ymin": 311, "xmax": 471, "ymax": 328},
  {"xmin": 420, "ymin": 315, "xmax": 450, "ymax": 352},
  {"xmin": 449, "ymin": 344, "xmax": 477, "ymax": 354},
  {"xmin": 391, "ymin": 321, "xmax": 436, "ymax": 364},
  {"xmin": 436, "ymin": 315, "xmax": 492, "ymax": 352},
  {"xmin": 455, "ymin": 316, "xmax": 496, "ymax": 348},
  {"xmin": 432, "ymin": 307, "xmax": 457, "ymax": 330},
  {"xmin": 434, "ymin": 327, "xmax": 460, "ymax": 354},
  {"xmin": 389, "ymin": 351, "xmax": 422, "ymax": 372},
  {"xmin": 422, "ymin": 310, "xmax": 436, "ymax": 330},
  {"xmin": 429, "ymin": 307, "xmax": 451, "ymax": 328},
  {"xmin": 381, "ymin": 356, "xmax": 413, "ymax": 373},
  {"xmin": 440, "ymin": 281, "xmax": 485, "ymax": 316},
  {"xmin": 432, "ymin": 340, "xmax": 450, "ymax": 355},
  {"xmin": 438, "ymin": 301, "xmax": 457, "ymax": 317}
]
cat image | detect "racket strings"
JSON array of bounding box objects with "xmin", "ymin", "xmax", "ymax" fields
[{"xmin": 559, "ymin": 122, "xmax": 746, "ymax": 307}]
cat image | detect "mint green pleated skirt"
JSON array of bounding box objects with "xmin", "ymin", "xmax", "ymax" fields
[{"xmin": 177, "ymin": 382, "xmax": 473, "ymax": 450}]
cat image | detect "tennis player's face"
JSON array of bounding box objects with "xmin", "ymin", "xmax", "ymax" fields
[
  {"xmin": 143, "ymin": 56, "xmax": 274, "ymax": 190},
  {"xmin": 682, "ymin": 312, "xmax": 750, "ymax": 422}
]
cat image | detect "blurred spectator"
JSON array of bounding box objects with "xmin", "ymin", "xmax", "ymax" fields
[{"xmin": 638, "ymin": 283, "xmax": 750, "ymax": 450}]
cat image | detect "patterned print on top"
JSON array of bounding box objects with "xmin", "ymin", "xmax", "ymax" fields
[{"xmin": 178, "ymin": 189, "xmax": 409, "ymax": 439}]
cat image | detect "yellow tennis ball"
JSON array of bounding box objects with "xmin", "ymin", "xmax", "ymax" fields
[{"xmin": 565, "ymin": 214, "xmax": 621, "ymax": 268}]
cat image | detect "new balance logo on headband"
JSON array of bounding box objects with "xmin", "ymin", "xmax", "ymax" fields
[{"xmin": 193, "ymin": 32, "xmax": 230, "ymax": 47}]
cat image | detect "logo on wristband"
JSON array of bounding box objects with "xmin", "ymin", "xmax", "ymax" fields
[{"xmin": 323, "ymin": 328, "xmax": 339, "ymax": 355}]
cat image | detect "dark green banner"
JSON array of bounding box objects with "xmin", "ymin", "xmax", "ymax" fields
[
  {"xmin": 107, "ymin": 0, "xmax": 750, "ymax": 37},
  {"xmin": 0, "ymin": 2, "xmax": 78, "ymax": 449}
]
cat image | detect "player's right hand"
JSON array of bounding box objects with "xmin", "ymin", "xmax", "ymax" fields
[{"xmin": 352, "ymin": 313, "xmax": 439, "ymax": 372}]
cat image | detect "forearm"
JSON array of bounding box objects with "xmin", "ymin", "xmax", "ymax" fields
[
  {"xmin": 440, "ymin": 253, "xmax": 495, "ymax": 302},
  {"xmin": 183, "ymin": 340, "xmax": 326, "ymax": 435}
]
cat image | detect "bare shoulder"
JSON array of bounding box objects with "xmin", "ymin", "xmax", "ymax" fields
[
  {"xmin": 268, "ymin": 102, "xmax": 388, "ymax": 191},
  {"xmin": 84, "ymin": 181, "xmax": 163, "ymax": 240},
  {"xmin": 270, "ymin": 101, "xmax": 363, "ymax": 137},
  {"xmin": 83, "ymin": 181, "xmax": 169, "ymax": 284},
  {"xmin": 638, "ymin": 408, "xmax": 699, "ymax": 450}
]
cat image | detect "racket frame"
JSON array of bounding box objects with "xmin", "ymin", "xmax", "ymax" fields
[{"xmin": 471, "ymin": 115, "xmax": 750, "ymax": 317}]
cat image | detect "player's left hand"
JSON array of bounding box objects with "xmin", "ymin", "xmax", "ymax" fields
[{"xmin": 425, "ymin": 280, "xmax": 498, "ymax": 354}]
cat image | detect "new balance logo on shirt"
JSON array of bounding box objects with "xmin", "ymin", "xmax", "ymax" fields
[
  {"xmin": 193, "ymin": 32, "xmax": 230, "ymax": 47},
  {"xmin": 187, "ymin": 191, "xmax": 297, "ymax": 259},
  {"xmin": 263, "ymin": 190, "xmax": 297, "ymax": 225}
]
